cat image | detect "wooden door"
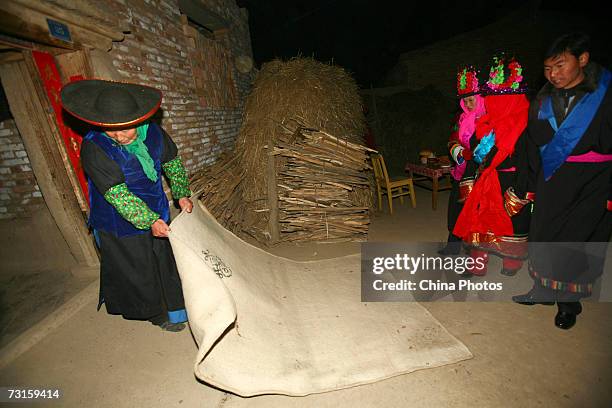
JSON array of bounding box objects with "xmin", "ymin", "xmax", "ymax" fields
[
  {"xmin": 31, "ymin": 49, "xmax": 90, "ymax": 210},
  {"xmin": 0, "ymin": 51, "xmax": 98, "ymax": 266}
]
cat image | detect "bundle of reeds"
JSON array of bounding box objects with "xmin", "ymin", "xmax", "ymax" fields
[{"xmin": 274, "ymin": 127, "xmax": 374, "ymax": 241}]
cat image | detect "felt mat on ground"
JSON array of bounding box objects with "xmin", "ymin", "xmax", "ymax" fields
[{"xmin": 169, "ymin": 202, "xmax": 472, "ymax": 396}]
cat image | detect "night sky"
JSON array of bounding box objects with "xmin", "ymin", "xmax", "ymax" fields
[{"xmin": 237, "ymin": 0, "xmax": 604, "ymax": 88}]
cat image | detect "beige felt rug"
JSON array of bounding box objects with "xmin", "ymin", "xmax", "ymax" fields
[{"xmin": 169, "ymin": 202, "xmax": 472, "ymax": 396}]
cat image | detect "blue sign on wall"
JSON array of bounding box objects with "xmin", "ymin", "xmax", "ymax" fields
[{"xmin": 46, "ymin": 19, "xmax": 72, "ymax": 43}]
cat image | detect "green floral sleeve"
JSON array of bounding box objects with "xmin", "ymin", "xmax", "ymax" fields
[
  {"xmin": 104, "ymin": 183, "xmax": 160, "ymax": 230},
  {"xmin": 162, "ymin": 156, "xmax": 191, "ymax": 199}
]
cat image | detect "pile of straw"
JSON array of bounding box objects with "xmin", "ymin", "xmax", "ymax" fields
[
  {"xmin": 191, "ymin": 57, "xmax": 374, "ymax": 243},
  {"xmin": 237, "ymin": 57, "xmax": 366, "ymax": 202}
]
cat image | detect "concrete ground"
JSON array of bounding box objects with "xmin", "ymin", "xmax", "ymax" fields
[
  {"xmin": 1, "ymin": 189, "xmax": 611, "ymax": 407},
  {"xmin": 0, "ymin": 205, "xmax": 97, "ymax": 350}
]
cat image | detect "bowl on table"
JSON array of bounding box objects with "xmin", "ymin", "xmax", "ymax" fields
[{"xmin": 419, "ymin": 149, "xmax": 435, "ymax": 164}]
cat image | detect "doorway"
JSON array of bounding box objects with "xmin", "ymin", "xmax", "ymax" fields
[{"xmin": 0, "ymin": 38, "xmax": 98, "ymax": 349}]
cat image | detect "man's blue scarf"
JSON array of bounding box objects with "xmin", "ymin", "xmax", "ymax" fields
[{"xmin": 538, "ymin": 68, "xmax": 611, "ymax": 181}]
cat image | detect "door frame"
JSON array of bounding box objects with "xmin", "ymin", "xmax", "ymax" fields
[{"xmin": 0, "ymin": 45, "xmax": 99, "ymax": 267}]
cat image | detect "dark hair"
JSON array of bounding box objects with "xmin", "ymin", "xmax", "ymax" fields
[{"xmin": 545, "ymin": 32, "xmax": 591, "ymax": 59}]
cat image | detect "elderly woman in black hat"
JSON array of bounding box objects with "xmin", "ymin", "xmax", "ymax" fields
[{"xmin": 61, "ymin": 79, "xmax": 193, "ymax": 332}]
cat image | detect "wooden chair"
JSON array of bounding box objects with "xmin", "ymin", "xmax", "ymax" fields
[{"xmin": 371, "ymin": 153, "xmax": 416, "ymax": 214}]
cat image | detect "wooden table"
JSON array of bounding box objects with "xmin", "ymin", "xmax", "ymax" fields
[{"xmin": 405, "ymin": 162, "xmax": 452, "ymax": 210}]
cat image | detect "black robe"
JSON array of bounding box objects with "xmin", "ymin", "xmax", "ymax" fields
[{"xmin": 527, "ymin": 63, "xmax": 612, "ymax": 298}]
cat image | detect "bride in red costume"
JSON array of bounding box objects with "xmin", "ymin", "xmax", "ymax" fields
[{"xmin": 453, "ymin": 55, "xmax": 536, "ymax": 276}]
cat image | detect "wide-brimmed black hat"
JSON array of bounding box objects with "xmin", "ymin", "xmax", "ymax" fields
[{"xmin": 60, "ymin": 79, "xmax": 162, "ymax": 128}]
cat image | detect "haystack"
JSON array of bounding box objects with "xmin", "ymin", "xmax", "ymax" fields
[{"xmin": 191, "ymin": 57, "xmax": 374, "ymax": 243}]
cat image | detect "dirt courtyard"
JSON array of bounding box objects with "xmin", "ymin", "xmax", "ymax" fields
[{"xmin": 1, "ymin": 188, "xmax": 611, "ymax": 407}]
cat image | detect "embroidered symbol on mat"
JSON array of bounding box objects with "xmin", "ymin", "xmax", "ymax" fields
[{"xmin": 202, "ymin": 250, "xmax": 233, "ymax": 278}]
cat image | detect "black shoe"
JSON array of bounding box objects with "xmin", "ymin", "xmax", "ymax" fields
[
  {"xmin": 555, "ymin": 302, "xmax": 582, "ymax": 330},
  {"xmin": 512, "ymin": 289, "xmax": 555, "ymax": 306},
  {"xmin": 158, "ymin": 321, "xmax": 186, "ymax": 332},
  {"xmin": 554, "ymin": 311, "xmax": 577, "ymax": 330},
  {"xmin": 148, "ymin": 313, "xmax": 186, "ymax": 332}
]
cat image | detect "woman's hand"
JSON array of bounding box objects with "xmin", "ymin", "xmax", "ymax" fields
[
  {"xmin": 151, "ymin": 219, "xmax": 171, "ymax": 237},
  {"xmin": 178, "ymin": 197, "xmax": 193, "ymax": 213}
]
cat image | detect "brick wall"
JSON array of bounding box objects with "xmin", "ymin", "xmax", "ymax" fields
[
  {"xmin": 104, "ymin": 0, "xmax": 254, "ymax": 170},
  {"xmin": 0, "ymin": 119, "xmax": 45, "ymax": 219}
]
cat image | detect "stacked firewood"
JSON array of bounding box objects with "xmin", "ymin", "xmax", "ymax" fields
[
  {"xmin": 190, "ymin": 126, "xmax": 375, "ymax": 243},
  {"xmin": 274, "ymin": 128, "xmax": 374, "ymax": 242}
]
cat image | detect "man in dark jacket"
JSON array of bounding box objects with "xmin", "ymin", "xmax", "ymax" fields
[{"xmin": 513, "ymin": 32, "xmax": 612, "ymax": 330}]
